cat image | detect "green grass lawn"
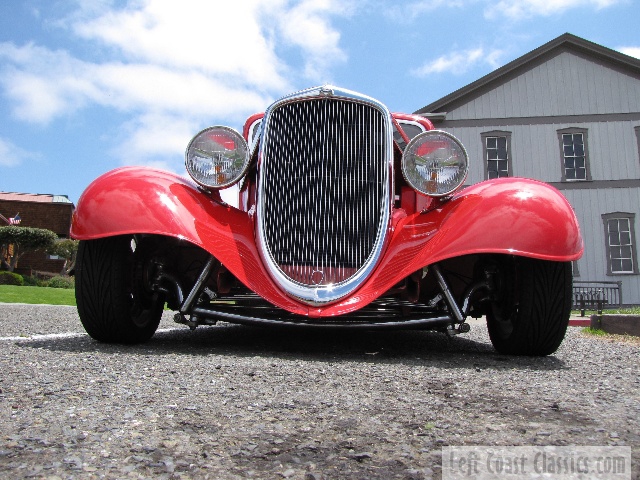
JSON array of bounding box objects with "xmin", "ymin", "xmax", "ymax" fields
[
  {"xmin": 602, "ymin": 306, "xmax": 640, "ymax": 314},
  {"xmin": 0, "ymin": 285, "xmax": 76, "ymax": 306},
  {"xmin": 572, "ymin": 307, "xmax": 640, "ymax": 316}
]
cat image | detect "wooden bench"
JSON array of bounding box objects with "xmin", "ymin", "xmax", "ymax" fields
[{"xmin": 572, "ymin": 281, "xmax": 622, "ymax": 317}]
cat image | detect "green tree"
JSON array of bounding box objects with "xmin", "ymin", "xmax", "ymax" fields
[
  {"xmin": 0, "ymin": 226, "xmax": 58, "ymax": 272},
  {"xmin": 46, "ymin": 238, "xmax": 79, "ymax": 275}
]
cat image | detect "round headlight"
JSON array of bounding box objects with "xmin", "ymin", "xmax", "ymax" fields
[
  {"xmin": 185, "ymin": 126, "xmax": 250, "ymax": 189},
  {"xmin": 401, "ymin": 130, "xmax": 468, "ymax": 197}
]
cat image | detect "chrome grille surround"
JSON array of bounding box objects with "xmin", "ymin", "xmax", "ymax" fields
[{"xmin": 256, "ymin": 85, "xmax": 393, "ymax": 305}]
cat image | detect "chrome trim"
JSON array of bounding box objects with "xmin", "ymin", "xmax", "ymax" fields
[
  {"xmin": 191, "ymin": 306, "xmax": 454, "ymax": 330},
  {"xmin": 248, "ymin": 119, "xmax": 263, "ymax": 153},
  {"xmin": 256, "ymin": 85, "xmax": 394, "ymax": 305},
  {"xmin": 432, "ymin": 264, "xmax": 465, "ymax": 323},
  {"xmin": 180, "ymin": 255, "xmax": 216, "ymax": 314}
]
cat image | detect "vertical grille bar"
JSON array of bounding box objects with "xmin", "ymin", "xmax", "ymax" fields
[{"xmin": 259, "ymin": 93, "xmax": 390, "ymax": 303}]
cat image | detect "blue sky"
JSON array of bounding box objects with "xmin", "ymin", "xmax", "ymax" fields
[{"xmin": 1, "ymin": 0, "xmax": 639, "ymax": 205}]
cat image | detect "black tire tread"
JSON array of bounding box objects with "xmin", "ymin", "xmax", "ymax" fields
[
  {"xmin": 487, "ymin": 257, "xmax": 572, "ymax": 356},
  {"xmin": 76, "ymin": 236, "xmax": 161, "ymax": 344}
]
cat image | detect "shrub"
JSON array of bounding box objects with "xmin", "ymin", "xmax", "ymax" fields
[
  {"xmin": 0, "ymin": 271, "xmax": 24, "ymax": 286},
  {"xmin": 0, "ymin": 226, "xmax": 58, "ymax": 272},
  {"xmin": 46, "ymin": 239, "xmax": 79, "ymax": 275},
  {"xmin": 45, "ymin": 276, "xmax": 75, "ymax": 289},
  {"xmin": 21, "ymin": 275, "xmax": 44, "ymax": 287}
]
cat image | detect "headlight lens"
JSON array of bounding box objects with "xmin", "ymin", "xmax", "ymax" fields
[
  {"xmin": 185, "ymin": 126, "xmax": 250, "ymax": 189},
  {"xmin": 401, "ymin": 130, "xmax": 468, "ymax": 197}
]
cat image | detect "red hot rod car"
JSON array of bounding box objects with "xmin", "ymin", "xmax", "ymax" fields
[{"xmin": 71, "ymin": 85, "xmax": 583, "ymax": 355}]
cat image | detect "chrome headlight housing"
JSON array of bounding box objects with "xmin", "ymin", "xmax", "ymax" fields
[
  {"xmin": 185, "ymin": 126, "xmax": 250, "ymax": 189},
  {"xmin": 401, "ymin": 130, "xmax": 468, "ymax": 197}
]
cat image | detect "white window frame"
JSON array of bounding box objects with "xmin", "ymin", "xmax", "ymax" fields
[
  {"xmin": 481, "ymin": 131, "xmax": 512, "ymax": 180},
  {"xmin": 602, "ymin": 212, "xmax": 638, "ymax": 275},
  {"xmin": 558, "ymin": 127, "xmax": 591, "ymax": 182}
]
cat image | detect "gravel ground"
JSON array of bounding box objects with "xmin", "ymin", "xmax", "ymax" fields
[{"xmin": 0, "ymin": 304, "xmax": 638, "ymax": 479}]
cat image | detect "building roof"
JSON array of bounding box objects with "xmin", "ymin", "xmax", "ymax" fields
[
  {"xmin": 0, "ymin": 192, "xmax": 73, "ymax": 204},
  {"xmin": 414, "ymin": 33, "xmax": 640, "ymax": 115}
]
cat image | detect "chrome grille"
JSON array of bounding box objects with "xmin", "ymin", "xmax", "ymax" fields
[{"xmin": 258, "ymin": 88, "xmax": 391, "ymax": 304}]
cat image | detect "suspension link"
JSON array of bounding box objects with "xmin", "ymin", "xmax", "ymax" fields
[{"xmin": 431, "ymin": 263, "xmax": 465, "ymax": 324}]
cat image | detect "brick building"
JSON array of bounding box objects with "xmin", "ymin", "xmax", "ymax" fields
[{"xmin": 0, "ymin": 192, "xmax": 75, "ymax": 275}]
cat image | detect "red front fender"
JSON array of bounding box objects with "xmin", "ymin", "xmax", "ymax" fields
[
  {"xmin": 71, "ymin": 168, "xmax": 582, "ymax": 317},
  {"xmin": 317, "ymin": 177, "xmax": 583, "ymax": 315},
  {"xmin": 71, "ymin": 167, "xmax": 309, "ymax": 315}
]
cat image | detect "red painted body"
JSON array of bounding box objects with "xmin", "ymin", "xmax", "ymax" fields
[
  {"xmin": 391, "ymin": 112, "xmax": 435, "ymax": 131},
  {"xmin": 71, "ymin": 167, "xmax": 583, "ymax": 317},
  {"xmin": 242, "ymin": 113, "xmax": 264, "ymax": 141}
]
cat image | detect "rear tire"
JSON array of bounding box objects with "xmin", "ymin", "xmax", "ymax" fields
[
  {"xmin": 486, "ymin": 257, "xmax": 572, "ymax": 356},
  {"xmin": 75, "ymin": 235, "xmax": 163, "ymax": 344}
]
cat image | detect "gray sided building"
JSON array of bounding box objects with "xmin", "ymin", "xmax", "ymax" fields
[{"xmin": 416, "ymin": 33, "xmax": 640, "ymax": 305}]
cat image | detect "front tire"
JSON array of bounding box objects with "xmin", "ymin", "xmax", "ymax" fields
[
  {"xmin": 75, "ymin": 235, "xmax": 163, "ymax": 344},
  {"xmin": 486, "ymin": 256, "xmax": 572, "ymax": 356}
]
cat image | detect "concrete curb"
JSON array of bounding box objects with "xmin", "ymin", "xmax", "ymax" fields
[
  {"xmin": 590, "ymin": 314, "xmax": 640, "ymax": 337},
  {"xmin": 569, "ymin": 317, "xmax": 591, "ymax": 327}
]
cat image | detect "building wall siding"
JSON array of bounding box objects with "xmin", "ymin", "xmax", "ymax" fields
[
  {"xmin": 443, "ymin": 119, "xmax": 640, "ymax": 303},
  {"xmin": 562, "ymin": 188, "xmax": 640, "ymax": 304},
  {"xmin": 446, "ymin": 119, "xmax": 640, "ymax": 185},
  {"xmin": 446, "ymin": 51, "xmax": 640, "ymax": 121},
  {"xmin": 427, "ymin": 42, "xmax": 640, "ymax": 304}
]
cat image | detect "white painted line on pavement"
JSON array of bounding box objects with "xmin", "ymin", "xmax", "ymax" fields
[
  {"xmin": 0, "ymin": 332, "xmax": 87, "ymax": 342},
  {"xmin": 0, "ymin": 327, "xmax": 186, "ymax": 342}
]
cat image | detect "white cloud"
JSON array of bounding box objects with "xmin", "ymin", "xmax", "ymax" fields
[
  {"xmin": 0, "ymin": 42, "xmax": 272, "ymax": 124},
  {"xmin": 0, "ymin": 137, "xmax": 38, "ymax": 167},
  {"xmin": 71, "ymin": 1, "xmax": 289, "ymax": 91},
  {"xmin": 2, "ymin": 71, "xmax": 68, "ymax": 123},
  {"xmin": 412, "ymin": 47, "xmax": 504, "ymax": 76},
  {"xmin": 113, "ymin": 113, "xmax": 199, "ymax": 166},
  {"xmin": 386, "ymin": 0, "xmax": 468, "ymax": 22},
  {"xmin": 0, "ymin": 43, "xmax": 100, "ymax": 123},
  {"xmin": 0, "ymin": 0, "xmax": 350, "ymax": 166},
  {"xmin": 92, "ymin": 63, "xmax": 272, "ymax": 118},
  {"xmin": 385, "ymin": 0, "xmax": 624, "ymax": 21},
  {"xmin": 484, "ymin": 0, "xmax": 623, "ymax": 20},
  {"xmin": 269, "ymin": 0, "xmax": 349, "ymax": 78},
  {"xmin": 618, "ymin": 46, "xmax": 640, "ymax": 59}
]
